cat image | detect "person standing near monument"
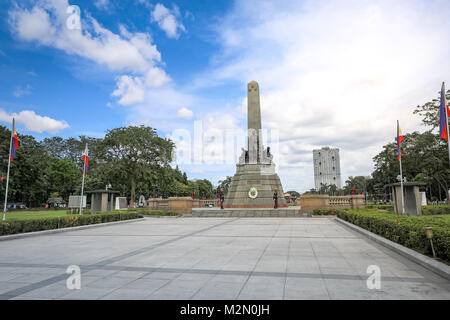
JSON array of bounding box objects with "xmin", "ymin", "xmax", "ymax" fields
[
  {"xmin": 220, "ymin": 189, "xmax": 225, "ymax": 209},
  {"xmin": 273, "ymin": 190, "xmax": 278, "ymax": 209}
]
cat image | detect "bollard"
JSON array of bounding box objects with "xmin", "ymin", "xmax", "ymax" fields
[{"xmin": 425, "ymin": 227, "xmax": 436, "ymax": 258}]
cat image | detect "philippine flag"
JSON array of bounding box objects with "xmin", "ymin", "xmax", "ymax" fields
[
  {"xmin": 82, "ymin": 144, "xmax": 89, "ymax": 174},
  {"xmin": 10, "ymin": 128, "xmax": 19, "ymax": 162},
  {"xmin": 397, "ymin": 120, "xmax": 404, "ymax": 162},
  {"xmin": 440, "ymin": 82, "xmax": 448, "ymax": 141}
]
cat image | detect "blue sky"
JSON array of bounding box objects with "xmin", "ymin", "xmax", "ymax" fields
[{"xmin": 1, "ymin": 0, "xmax": 450, "ymax": 192}]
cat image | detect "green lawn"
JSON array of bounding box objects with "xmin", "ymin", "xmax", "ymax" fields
[{"xmin": 2, "ymin": 210, "xmax": 75, "ymax": 221}]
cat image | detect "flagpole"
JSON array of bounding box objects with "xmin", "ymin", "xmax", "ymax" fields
[
  {"xmin": 444, "ymin": 82, "xmax": 450, "ymax": 169},
  {"xmin": 397, "ymin": 120, "xmax": 406, "ymax": 215},
  {"xmin": 79, "ymin": 144, "xmax": 87, "ymax": 215},
  {"xmin": 399, "ymin": 154, "xmax": 406, "ymax": 215},
  {"xmin": 2, "ymin": 119, "xmax": 14, "ymax": 221}
]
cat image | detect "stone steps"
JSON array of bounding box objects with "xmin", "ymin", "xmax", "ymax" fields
[{"xmin": 186, "ymin": 209, "xmax": 312, "ymax": 218}]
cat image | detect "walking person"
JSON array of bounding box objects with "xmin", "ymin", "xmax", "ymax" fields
[{"xmin": 273, "ymin": 189, "xmax": 278, "ymax": 209}]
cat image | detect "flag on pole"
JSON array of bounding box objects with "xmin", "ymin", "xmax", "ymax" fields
[
  {"xmin": 440, "ymin": 82, "xmax": 448, "ymax": 141},
  {"xmin": 82, "ymin": 145, "xmax": 89, "ymax": 173},
  {"xmin": 10, "ymin": 127, "xmax": 19, "ymax": 162},
  {"xmin": 397, "ymin": 120, "xmax": 404, "ymax": 161}
]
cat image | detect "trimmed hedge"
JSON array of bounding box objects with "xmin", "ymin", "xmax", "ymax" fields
[
  {"xmin": 365, "ymin": 204, "xmax": 394, "ymax": 212},
  {"xmin": 0, "ymin": 212, "xmax": 141, "ymax": 236},
  {"xmin": 337, "ymin": 209, "xmax": 450, "ymax": 263},
  {"xmin": 312, "ymin": 209, "xmax": 336, "ymax": 215},
  {"xmin": 422, "ymin": 205, "xmax": 450, "ymax": 216},
  {"xmin": 66, "ymin": 208, "xmax": 91, "ymax": 215},
  {"xmin": 127, "ymin": 208, "xmax": 179, "ymax": 216}
]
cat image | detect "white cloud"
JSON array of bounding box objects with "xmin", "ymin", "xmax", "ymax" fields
[
  {"xmin": 94, "ymin": 0, "xmax": 110, "ymax": 10},
  {"xmin": 8, "ymin": 0, "xmax": 170, "ymax": 106},
  {"xmin": 13, "ymin": 84, "xmax": 32, "ymax": 97},
  {"xmin": 197, "ymin": 0, "xmax": 450, "ymax": 192},
  {"xmin": 111, "ymin": 75, "xmax": 145, "ymax": 106},
  {"xmin": 151, "ymin": 3, "xmax": 186, "ymax": 39},
  {"xmin": 177, "ymin": 107, "xmax": 193, "ymax": 120},
  {"xmin": 0, "ymin": 109, "xmax": 69, "ymax": 133}
]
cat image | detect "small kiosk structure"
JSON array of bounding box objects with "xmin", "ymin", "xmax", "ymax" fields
[
  {"xmin": 385, "ymin": 182, "xmax": 426, "ymax": 216},
  {"xmin": 86, "ymin": 189, "xmax": 120, "ymax": 214}
]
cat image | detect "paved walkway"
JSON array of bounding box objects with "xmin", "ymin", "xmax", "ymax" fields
[{"xmin": 0, "ymin": 217, "xmax": 449, "ymax": 300}]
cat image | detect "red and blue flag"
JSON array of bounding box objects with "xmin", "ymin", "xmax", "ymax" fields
[
  {"xmin": 10, "ymin": 127, "xmax": 19, "ymax": 162},
  {"xmin": 397, "ymin": 120, "xmax": 403, "ymax": 161},
  {"xmin": 440, "ymin": 82, "xmax": 448, "ymax": 141},
  {"xmin": 82, "ymin": 145, "xmax": 89, "ymax": 174}
]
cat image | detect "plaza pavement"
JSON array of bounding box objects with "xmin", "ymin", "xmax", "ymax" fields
[{"xmin": 0, "ymin": 217, "xmax": 449, "ymax": 300}]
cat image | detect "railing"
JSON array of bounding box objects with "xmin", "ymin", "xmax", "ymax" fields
[
  {"xmin": 299, "ymin": 194, "xmax": 364, "ymax": 211},
  {"xmin": 329, "ymin": 196, "xmax": 352, "ymax": 208}
]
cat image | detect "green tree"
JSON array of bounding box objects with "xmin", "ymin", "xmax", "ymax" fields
[
  {"xmin": 101, "ymin": 126, "xmax": 174, "ymax": 203},
  {"xmin": 216, "ymin": 176, "xmax": 232, "ymax": 194},
  {"xmin": 413, "ymin": 88, "xmax": 450, "ymax": 129},
  {"xmin": 286, "ymin": 190, "xmax": 300, "ymax": 198},
  {"xmin": 0, "ymin": 128, "xmax": 51, "ymax": 207},
  {"xmin": 195, "ymin": 179, "xmax": 214, "ymax": 198},
  {"xmin": 47, "ymin": 158, "xmax": 80, "ymax": 200},
  {"xmin": 343, "ymin": 176, "xmax": 371, "ymax": 194}
]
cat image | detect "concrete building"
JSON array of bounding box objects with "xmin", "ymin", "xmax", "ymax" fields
[{"xmin": 313, "ymin": 147, "xmax": 342, "ymax": 190}]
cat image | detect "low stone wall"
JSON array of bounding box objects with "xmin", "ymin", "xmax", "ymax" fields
[
  {"xmin": 168, "ymin": 197, "xmax": 193, "ymax": 213},
  {"xmin": 192, "ymin": 199, "xmax": 219, "ymax": 208},
  {"xmin": 147, "ymin": 197, "xmax": 221, "ymax": 213},
  {"xmin": 299, "ymin": 194, "xmax": 364, "ymax": 211},
  {"xmin": 147, "ymin": 198, "xmax": 169, "ymax": 211}
]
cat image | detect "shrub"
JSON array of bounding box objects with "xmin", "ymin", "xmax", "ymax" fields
[
  {"xmin": 127, "ymin": 208, "xmax": 179, "ymax": 216},
  {"xmin": 66, "ymin": 208, "xmax": 91, "ymax": 215},
  {"xmin": 337, "ymin": 209, "xmax": 450, "ymax": 263},
  {"xmin": 312, "ymin": 209, "xmax": 336, "ymax": 215},
  {"xmin": 365, "ymin": 204, "xmax": 394, "ymax": 212},
  {"xmin": 421, "ymin": 205, "xmax": 450, "ymax": 216},
  {"xmin": 0, "ymin": 212, "xmax": 141, "ymax": 236}
]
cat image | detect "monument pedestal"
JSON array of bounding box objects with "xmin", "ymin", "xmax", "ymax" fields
[{"xmin": 224, "ymin": 163, "xmax": 287, "ymax": 208}]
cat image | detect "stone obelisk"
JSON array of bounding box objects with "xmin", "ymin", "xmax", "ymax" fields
[
  {"xmin": 224, "ymin": 81, "xmax": 287, "ymax": 208},
  {"xmin": 248, "ymin": 81, "xmax": 263, "ymax": 164}
]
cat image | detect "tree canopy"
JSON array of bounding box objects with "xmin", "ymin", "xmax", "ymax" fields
[{"xmin": 0, "ymin": 125, "xmax": 214, "ymax": 207}]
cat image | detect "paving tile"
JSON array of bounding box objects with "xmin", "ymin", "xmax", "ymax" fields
[
  {"xmin": 0, "ymin": 217, "xmax": 448, "ymax": 300},
  {"xmin": 192, "ymin": 281, "xmax": 244, "ymax": 300},
  {"xmin": 61, "ymin": 287, "xmax": 116, "ymax": 300}
]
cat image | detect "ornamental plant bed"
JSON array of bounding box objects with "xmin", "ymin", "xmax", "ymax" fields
[
  {"xmin": 421, "ymin": 205, "xmax": 450, "ymax": 216},
  {"xmin": 0, "ymin": 212, "xmax": 141, "ymax": 236},
  {"xmin": 337, "ymin": 209, "xmax": 450, "ymax": 264},
  {"xmin": 312, "ymin": 209, "xmax": 336, "ymax": 215},
  {"xmin": 127, "ymin": 208, "xmax": 180, "ymax": 216}
]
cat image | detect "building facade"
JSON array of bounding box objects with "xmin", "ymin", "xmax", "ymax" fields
[{"xmin": 313, "ymin": 147, "xmax": 342, "ymax": 190}]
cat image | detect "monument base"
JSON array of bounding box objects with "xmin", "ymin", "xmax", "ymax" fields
[{"xmin": 224, "ymin": 163, "xmax": 287, "ymax": 208}]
